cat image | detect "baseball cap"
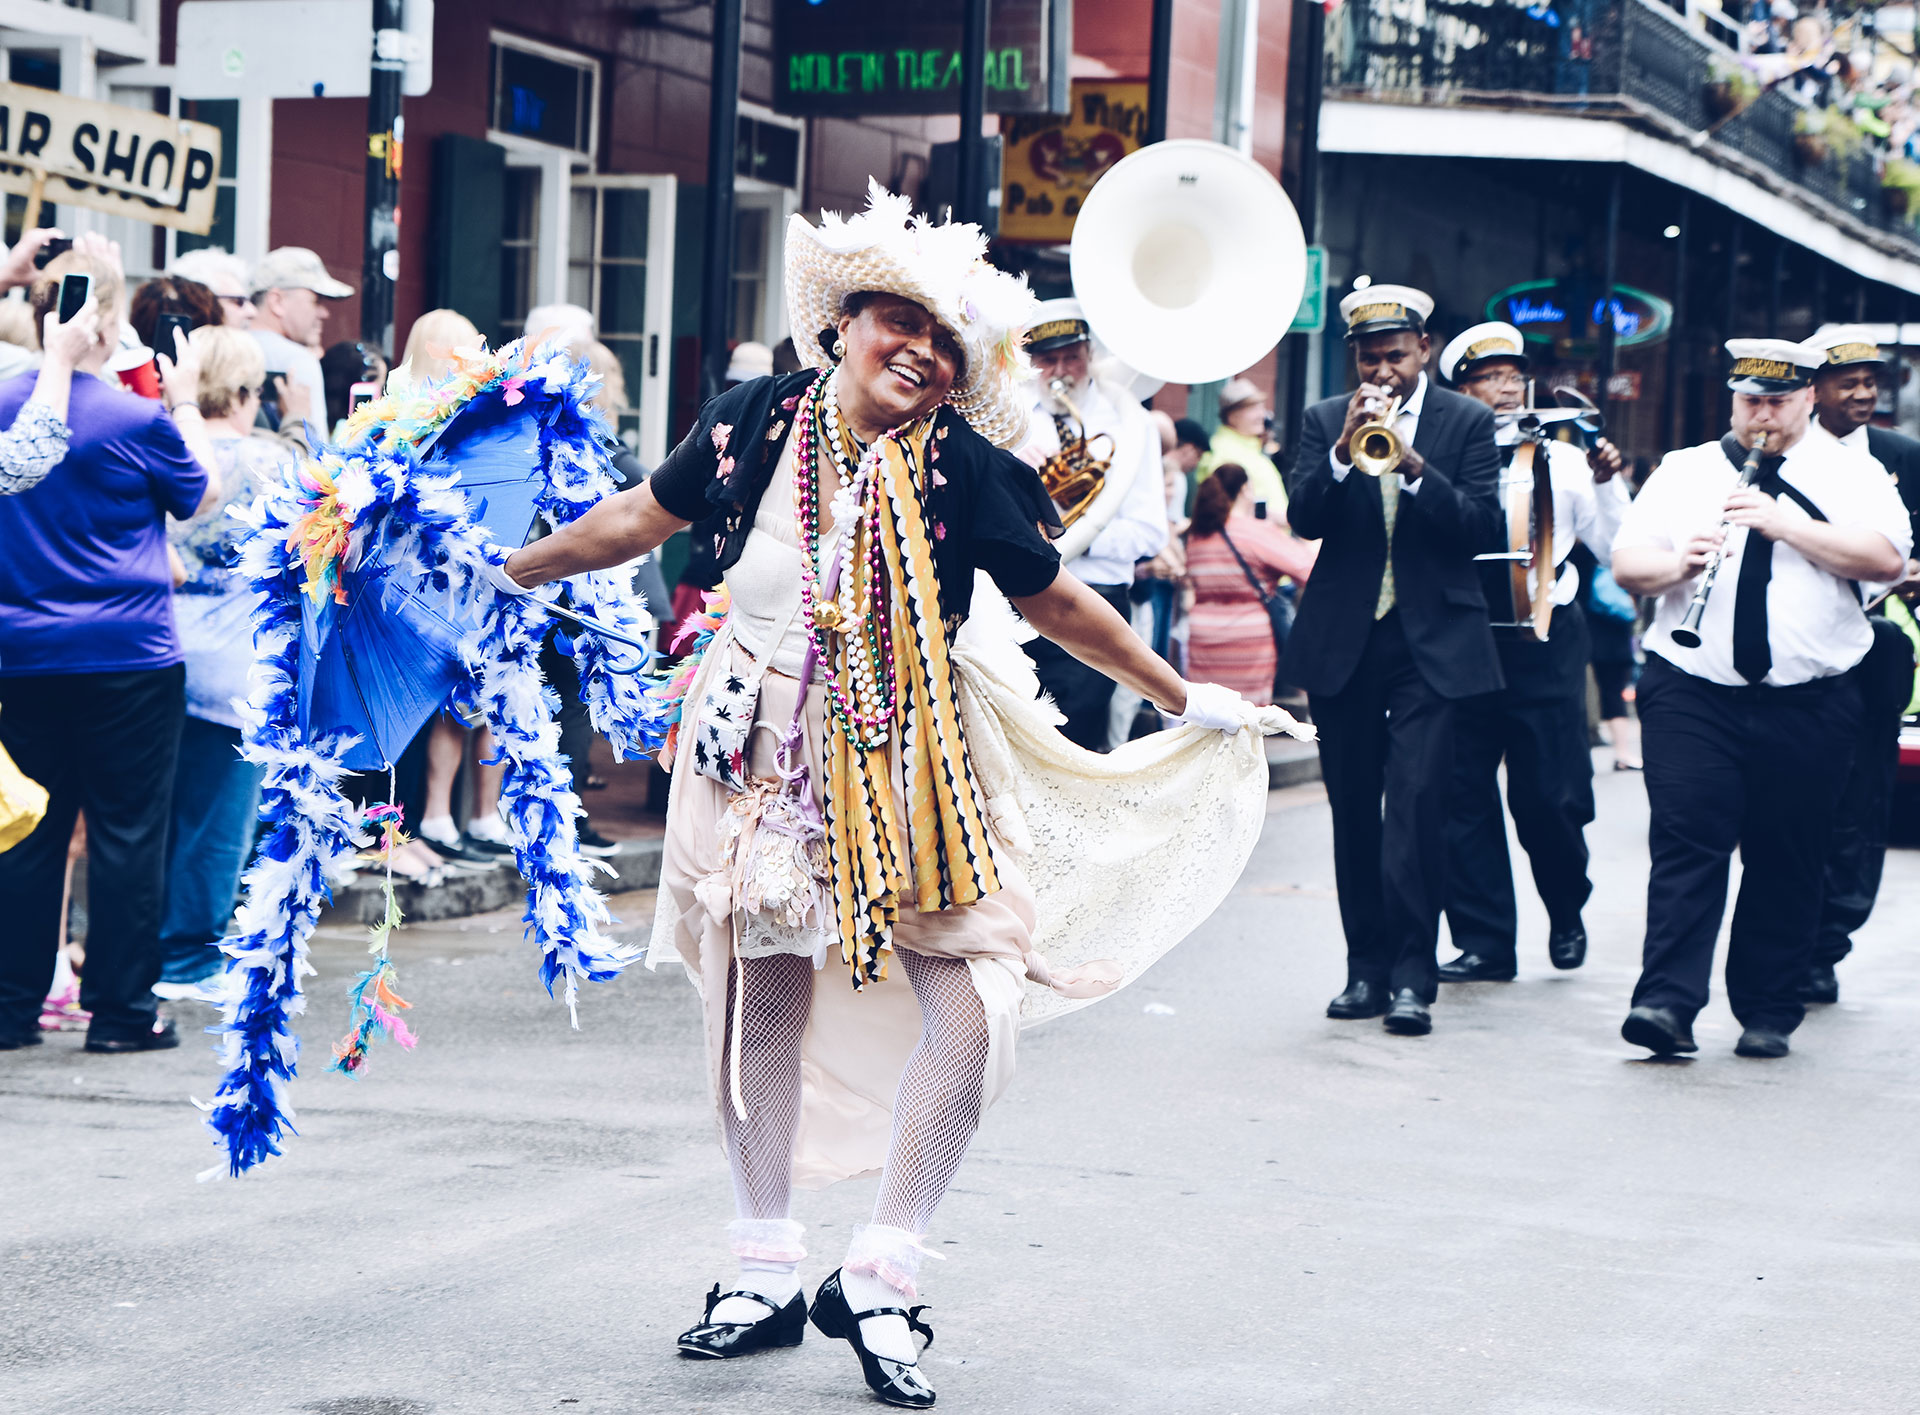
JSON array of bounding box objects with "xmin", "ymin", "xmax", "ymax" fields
[{"xmin": 250, "ymin": 246, "xmax": 354, "ymax": 299}]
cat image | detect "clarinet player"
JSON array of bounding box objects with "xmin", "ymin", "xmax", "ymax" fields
[{"xmin": 1610, "ymin": 341, "xmax": 1911, "ymax": 1060}]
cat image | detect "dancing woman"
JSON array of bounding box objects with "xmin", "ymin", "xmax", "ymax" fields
[{"xmin": 493, "ymin": 190, "xmax": 1268, "ymax": 1407}]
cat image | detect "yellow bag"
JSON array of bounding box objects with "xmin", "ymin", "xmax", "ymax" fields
[{"xmin": 0, "ymin": 736, "xmax": 48, "ymax": 853}]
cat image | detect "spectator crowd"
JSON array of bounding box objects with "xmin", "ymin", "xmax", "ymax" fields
[{"xmin": 0, "ymin": 231, "xmax": 666, "ymax": 1055}]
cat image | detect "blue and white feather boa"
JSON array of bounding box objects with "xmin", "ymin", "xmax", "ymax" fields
[{"xmin": 201, "ymin": 342, "xmax": 656, "ymax": 1178}]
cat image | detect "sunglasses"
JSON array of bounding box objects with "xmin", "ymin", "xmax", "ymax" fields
[{"xmin": 218, "ymin": 293, "xmax": 256, "ymax": 309}]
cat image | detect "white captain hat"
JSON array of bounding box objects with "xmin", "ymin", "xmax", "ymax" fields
[
  {"xmin": 1725, "ymin": 338, "xmax": 1824, "ymax": 393},
  {"xmin": 1023, "ymin": 297, "xmax": 1093, "ymax": 354},
  {"xmin": 1338, "ymin": 283, "xmax": 1434, "ymax": 339},
  {"xmin": 1440, "ymin": 321, "xmax": 1530, "ymax": 383},
  {"xmin": 1807, "ymin": 326, "xmax": 1888, "ymax": 371}
]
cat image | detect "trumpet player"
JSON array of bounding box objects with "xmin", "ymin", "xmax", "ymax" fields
[
  {"xmin": 1435, "ymin": 322, "xmax": 1629, "ymax": 986},
  {"xmin": 1017, "ymin": 300, "xmax": 1167, "ymax": 751},
  {"xmin": 1283, "ymin": 285, "xmax": 1505, "ymax": 1036},
  {"xmin": 1611, "ymin": 340, "xmax": 1910, "ymax": 1060}
]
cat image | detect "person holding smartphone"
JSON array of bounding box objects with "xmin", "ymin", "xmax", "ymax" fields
[
  {"xmin": 0, "ymin": 290, "xmax": 102, "ymax": 496},
  {"xmin": 0, "ymin": 244, "xmax": 211, "ymax": 1054}
]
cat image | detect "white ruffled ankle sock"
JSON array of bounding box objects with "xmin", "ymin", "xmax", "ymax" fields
[
  {"xmin": 842, "ymin": 1224, "xmax": 932, "ymax": 1365},
  {"xmin": 711, "ymin": 1218, "xmax": 804, "ymax": 1324},
  {"xmin": 417, "ymin": 815, "xmax": 459, "ymax": 847}
]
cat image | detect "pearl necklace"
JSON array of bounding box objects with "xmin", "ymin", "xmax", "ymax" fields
[{"xmin": 795, "ymin": 371, "xmax": 898, "ymax": 751}]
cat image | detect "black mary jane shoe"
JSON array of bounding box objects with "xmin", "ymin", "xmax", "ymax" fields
[
  {"xmin": 810, "ymin": 1268, "xmax": 937, "ymax": 1408},
  {"xmin": 676, "ymin": 1283, "xmax": 806, "ymax": 1359}
]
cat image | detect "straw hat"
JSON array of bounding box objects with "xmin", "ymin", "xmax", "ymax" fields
[{"xmin": 785, "ymin": 181, "xmax": 1039, "ymax": 448}]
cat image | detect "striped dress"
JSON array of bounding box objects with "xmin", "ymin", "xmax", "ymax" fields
[{"xmin": 1185, "ymin": 517, "xmax": 1317, "ymax": 703}]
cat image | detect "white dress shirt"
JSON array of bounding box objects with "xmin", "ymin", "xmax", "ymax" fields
[
  {"xmin": 1024, "ymin": 380, "xmax": 1168, "ymax": 586},
  {"xmin": 1613, "ymin": 430, "xmax": 1914, "ymax": 686},
  {"xmin": 1329, "ymin": 371, "xmax": 1427, "ymax": 495}
]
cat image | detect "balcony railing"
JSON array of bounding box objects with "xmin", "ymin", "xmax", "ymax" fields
[{"xmin": 1328, "ymin": 0, "xmax": 1911, "ymax": 251}]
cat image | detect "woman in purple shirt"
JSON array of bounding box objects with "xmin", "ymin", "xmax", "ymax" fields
[{"xmin": 0, "ymin": 249, "xmax": 212, "ymax": 1053}]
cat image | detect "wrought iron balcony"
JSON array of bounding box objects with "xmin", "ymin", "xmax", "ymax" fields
[{"xmin": 1327, "ymin": 0, "xmax": 1915, "ymax": 253}]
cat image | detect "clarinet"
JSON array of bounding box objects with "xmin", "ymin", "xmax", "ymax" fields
[{"xmin": 1670, "ymin": 433, "xmax": 1769, "ymax": 649}]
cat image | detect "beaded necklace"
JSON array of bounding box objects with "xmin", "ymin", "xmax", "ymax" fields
[{"xmin": 793, "ymin": 371, "xmax": 900, "ymax": 752}]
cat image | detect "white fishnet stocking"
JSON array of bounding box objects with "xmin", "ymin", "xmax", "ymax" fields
[
  {"xmin": 873, "ymin": 949, "xmax": 991, "ymax": 1238},
  {"xmin": 720, "ymin": 952, "xmax": 813, "ymax": 1221}
]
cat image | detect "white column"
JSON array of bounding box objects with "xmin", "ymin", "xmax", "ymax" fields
[{"xmin": 234, "ymin": 96, "xmax": 273, "ymax": 263}]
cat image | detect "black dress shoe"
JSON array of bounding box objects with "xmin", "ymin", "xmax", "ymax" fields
[
  {"xmin": 1382, "ymin": 988, "xmax": 1432, "ymax": 1035},
  {"xmin": 1620, "ymin": 1005, "xmax": 1697, "ymax": 1056},
  {"xmin": 1734, "ymin": 1028, "xmax": 1791, "ymax": 1059},
  {"xmin": 1326, "ymin": 979, "xmax": 1389, "ymax": 1019},
  {"xmin": 1438, "ymin": 952, "xmax": 1517, "ymax": 983},
  {"xmin": 676, "ymin": 1283, "xmax": 806, "ymax": 1359},
  {"xmin": 83, "ymin": 1017, "xmax": 179, "ymax": 1054},
  {"xmin": 1547, "ymin": 922, "xmax": 1588, "ymax": 971},
  {"xmin": 0, "ymin": 1027, "xmax": 44, "ymax": 1050},
  {"xmin": 1799, "ymin": 966, "xmax": 1839, "ymax": 1005},
  {"xmin": 810, "ymin": 1268, "xmax": 937, "ymax": 1409}
]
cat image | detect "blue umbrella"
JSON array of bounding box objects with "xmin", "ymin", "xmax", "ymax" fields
[
  {"xmin": 296, "ymin": 559, "xmax": 478, "ymax": 772},
  {"xmin": 293, "ymin": 381, "xmax": 650, "ymax": 770}
]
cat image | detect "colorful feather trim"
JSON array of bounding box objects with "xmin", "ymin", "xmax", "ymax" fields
[{"xmin": 201, "ymin": 338, "xmax": 658, "ymax": 1178}]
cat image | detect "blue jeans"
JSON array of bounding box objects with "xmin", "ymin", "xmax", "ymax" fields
[{"xmin": 158, "ymin": 716, "xmax": 264, "ymax": 984}]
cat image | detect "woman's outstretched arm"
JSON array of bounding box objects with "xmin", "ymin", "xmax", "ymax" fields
[
  {"xmin": 1011, "ymin": 572, "xmax": 1189, "ymax": 716},
  {"xmin": 502, "ymin": 481, "xmax": 691, "ymax": 587}
]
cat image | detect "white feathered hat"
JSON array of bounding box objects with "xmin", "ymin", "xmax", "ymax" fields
[{"xmin": 785, "ymin": 181, "xmax": 1039, "ymax": 448}]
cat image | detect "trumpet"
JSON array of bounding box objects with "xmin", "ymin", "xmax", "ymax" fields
[
  {"xmin": 1038, "ymin": 377, "xmax": 1114, "ymax": 529},
  {"xmin": 1348, "ymin": 393, "xmax": 1406, "ymax": 477},
  {"xmin": 1670, "ymin": 432, "xmax": 1769, "ymax": 649}
]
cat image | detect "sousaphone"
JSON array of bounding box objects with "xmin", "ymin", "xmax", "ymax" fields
[{"xmin": 1068, "ymin": 140, "xmax": 1308, "ymax": 385}]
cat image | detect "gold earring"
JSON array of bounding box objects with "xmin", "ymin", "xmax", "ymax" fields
[{"xmin": 832, "ymin": 337, "xmax": 847, "ymax": 360}]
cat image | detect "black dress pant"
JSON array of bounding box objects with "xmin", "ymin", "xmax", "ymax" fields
[
  {"xmin": 1633, "ymin": 655, "xmax": 1859, "ymax": 1034},
  {"xmin": 1444, "ymin": 604, "xmax": 1595, "ymax": 963},
  {"xmin": 1309, "ymin": 610, "xmax": 1456, "ymax": 1003},
  {"xmin": 1027, "ymin": 580, "xmax": 1132, "ymax": 752},
  {"xmin": 0, "ymin": 666, "xmax": 185, "ymax": 1040},
  {"xmin": 1814, "ymin": 615, "xmax": 1915, "ymax": 966}
]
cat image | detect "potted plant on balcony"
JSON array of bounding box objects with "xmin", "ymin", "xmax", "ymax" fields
[
  {"xmin": 1881, "ymin": 157, "xmax": 1920, "ymax": 221},
  {"xmin": 1706, "ymin": 57, "xmax": 1760, "ymax": 120},
  {"xmin": 1793, "ymin": 108, "xmax": 1864, "ymax": 168}
]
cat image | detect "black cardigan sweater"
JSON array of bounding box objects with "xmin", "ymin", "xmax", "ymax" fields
[{"xmin": 649, "ymin": 372, "xmax": 1062, "ymax": 631}]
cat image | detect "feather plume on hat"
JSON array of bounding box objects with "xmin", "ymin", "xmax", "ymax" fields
[{"xmin": 785, "ymin": 181, "xmax": 1038, "ymax": 448}]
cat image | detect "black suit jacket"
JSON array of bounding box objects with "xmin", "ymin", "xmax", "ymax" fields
[
  {"xmin": 1281, "ymin": 383, "xmax": 1506, "ymax": 699},
  {"xmin": 1865, "ymin": 424, "xmax": 1920, "ymax": 551}
]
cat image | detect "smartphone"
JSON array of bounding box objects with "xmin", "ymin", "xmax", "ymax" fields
[
  {"xmin": 33, "ymin": 237, "xmax": 71, "ymax": 270},
  {"xmin": 153, "ymin": 312, "xmax": 193, "ymax": 356},
  {"xmin": 348, "ymin": 380, "xmax": 379, "ymax": 414},
  {"xmin": 1254, "ymin": 500, "xmax": 1269, "ymax": 520},
  {"xmin": 56, "ymin": 272, "xmax": 91, "ymax": 324}
]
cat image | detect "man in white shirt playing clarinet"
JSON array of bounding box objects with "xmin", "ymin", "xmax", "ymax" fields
[{"xmin": 1611, "ymin": 339, "xmax": 1911, "ymax": 1061}]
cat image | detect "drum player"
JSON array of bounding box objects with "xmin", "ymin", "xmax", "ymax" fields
[
  {"xmin": 1017, "ymin": 299, "xmax": 1168, "ymax": 751},
  {"xmin": 1434, "ymin": 322, "xmax": 1629, "ymax": 986}
]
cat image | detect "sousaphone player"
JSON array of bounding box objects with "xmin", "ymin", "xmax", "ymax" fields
[
  {"xmin": 1019, "ymin": 299, "xmax": 1169, "ymax": 751},
  {"xmin": 1435, "ymin": 322, "xmax": 1629, "ymax": 984}
]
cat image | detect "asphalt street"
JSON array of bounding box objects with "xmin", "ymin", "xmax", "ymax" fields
[{"xmin": 5, "ymin": 755, "xmax": 1918, "ymax": 1415}]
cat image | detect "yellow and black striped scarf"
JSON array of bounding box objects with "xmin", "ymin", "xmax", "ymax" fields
[{"xmin": 817, "ymin": 421, "xmax": 1000, "ymax": 989}]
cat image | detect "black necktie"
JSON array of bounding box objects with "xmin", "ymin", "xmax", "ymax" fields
[{"xmin": 1731, "ymin": 463, "xmax": 1785, "ymax": 684}]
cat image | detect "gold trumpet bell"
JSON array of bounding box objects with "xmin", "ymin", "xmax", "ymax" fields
[{"xmin": 1348, "ymin": 394, "xmax": 1405, "ymax": 477}]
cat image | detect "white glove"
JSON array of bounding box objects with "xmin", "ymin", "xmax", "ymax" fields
[
  {"xmin": 1163, "ymin": 680, "xmax": 1250, "ymax": 734},
  {"xmin": 481, "ymin": 556, "xmax": 533, "ymax": 597}
]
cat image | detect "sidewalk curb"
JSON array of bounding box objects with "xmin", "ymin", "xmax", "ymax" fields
[
  {"xmin": 326, "ymin": 835, "xmax": 666, "ymax": 926},
  {"xmin": 1267, "ymin": 739, "xmax": 1323, "ymax": 790}
]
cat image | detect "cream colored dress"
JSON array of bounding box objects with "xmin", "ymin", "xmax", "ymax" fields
[{"xmin": 650, "ymin": 440, "xmax": 1301, "ymax": 1187}]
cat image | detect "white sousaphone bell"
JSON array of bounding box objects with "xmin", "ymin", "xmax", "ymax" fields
[{"xmin": 1068, "ymin": 139, "xmax": 1309, "ymax": 387}]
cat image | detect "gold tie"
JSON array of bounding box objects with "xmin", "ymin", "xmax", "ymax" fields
[{"xmin": 1374, "ymin": 473, "xmax": 1398, "ymax": 620}]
